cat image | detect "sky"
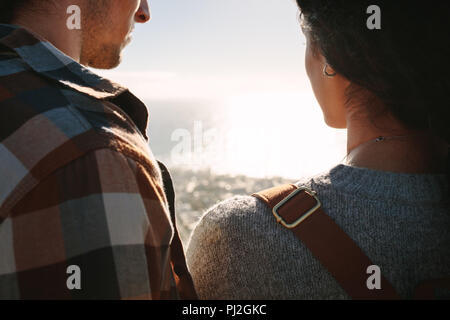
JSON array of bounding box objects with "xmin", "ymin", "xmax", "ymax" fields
[
  {"xmin": 97, "ymin": 0, "xmax": 347, "ymax": 179},
  {"xmin": 99, "ymin": 0, "xmax": 309, "ymax": 100}
]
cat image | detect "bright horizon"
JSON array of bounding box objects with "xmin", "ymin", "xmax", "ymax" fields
[{"xmin": 97, "ymin": 0, "xmax": 347, "ymax": 179}]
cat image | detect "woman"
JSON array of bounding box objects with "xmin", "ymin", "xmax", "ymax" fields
[{"xmin": 186, "ymin": 1, "xmax": 450, "ymax": 299}]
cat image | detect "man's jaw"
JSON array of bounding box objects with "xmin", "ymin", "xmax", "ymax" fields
[
  {"xmin": 124, "ymin": 34, "xmax": 133, "ymax": 47},
  {"xmin": 127, "ymin": 24, "xmax": 136, "ymax": 43}
]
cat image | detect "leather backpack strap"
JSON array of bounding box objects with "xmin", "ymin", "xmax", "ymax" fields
[{"xmin": 252, "ymin": 184, "xmax": 400, "ymax": 300}]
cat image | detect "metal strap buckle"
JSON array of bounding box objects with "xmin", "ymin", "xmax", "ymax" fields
[{"xmin": 272, "ymin": 187, "xmax": 321, "ymax": 229}]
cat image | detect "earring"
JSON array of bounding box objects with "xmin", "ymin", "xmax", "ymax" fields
[{"xmin": 323, "ymin": 64, "xmax": 337, "ymax": 77}]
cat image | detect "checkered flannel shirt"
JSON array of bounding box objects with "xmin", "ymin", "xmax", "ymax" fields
[{"xmin": 0, "ymin": 24, "xmax": 196, "ymax": 300}]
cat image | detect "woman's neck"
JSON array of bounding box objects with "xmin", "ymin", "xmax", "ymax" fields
[
  {"xmin": 345, "ymin": 114, "xmax": 448, "ymax": 174},
  {"xmin": 345, "ymin": 136, "xmax": 448, "ymax": 174}
]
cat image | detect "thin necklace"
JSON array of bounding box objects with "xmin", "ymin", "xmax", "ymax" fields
[{"xmin": 341, "ymin": 132, "xmax": 431, "ymax": 164}]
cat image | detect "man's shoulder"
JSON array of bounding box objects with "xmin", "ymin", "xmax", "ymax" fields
[
  {"xmin": 0, "ymin": 28, "xmax": 152, "ymax": 165},
  {"xmin": 1, "ymin": 59, "xmax": 151, "ymax": 157},
  {"xmin": 0, "ymin": 68, "xmax": 158, "ymax": 213},
  {"xmin": 1, "ymin": 80, "xmax": 148, "ymax": 158}
]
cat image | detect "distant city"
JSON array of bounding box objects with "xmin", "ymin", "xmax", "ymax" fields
[{"xmin": 169, "ymin": 167, "xmax": 293, "ymax": 246}]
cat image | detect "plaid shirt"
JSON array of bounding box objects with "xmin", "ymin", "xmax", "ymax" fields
[{"xmin": 0, "ymin": 24, "xmax": 196, "ymax": 300}]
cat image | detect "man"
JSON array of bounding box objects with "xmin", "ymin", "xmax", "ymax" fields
[{"xmin": 0, "ymin": 0, "xmax": 196, "ymax": 299}]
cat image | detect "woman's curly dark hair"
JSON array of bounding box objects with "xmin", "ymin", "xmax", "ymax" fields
[{"xmin": 297, "ymin": 0, "xmax": 450, "ymax": 180}]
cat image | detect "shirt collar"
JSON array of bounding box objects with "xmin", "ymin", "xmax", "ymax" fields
[{"xmin": 0, "ymin": 24, "xmax": 149, "ymax": 139}]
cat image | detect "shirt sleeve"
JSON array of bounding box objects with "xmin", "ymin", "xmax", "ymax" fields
[{"xmin": 3, "ymin": 148, "xmax": 179, "ymax": 300}]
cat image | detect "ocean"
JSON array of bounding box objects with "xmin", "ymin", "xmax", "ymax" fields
[{"xmin": 145, "ymin": 96, "xmax": 347, "ymax": 244}]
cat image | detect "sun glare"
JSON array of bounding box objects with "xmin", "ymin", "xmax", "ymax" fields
[{"xmin": 214, "ymin": 92, "xmax": 347, "ymax": 178}]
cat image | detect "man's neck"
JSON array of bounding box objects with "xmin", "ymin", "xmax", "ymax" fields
[{"xmin": 12, "ymin": 4, "xmax": 82, "ymax": 62}]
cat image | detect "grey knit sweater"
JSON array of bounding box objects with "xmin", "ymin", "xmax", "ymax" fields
[{"xmin": 186, "ymin": 163, "xmax": 450, "ymax": 299}]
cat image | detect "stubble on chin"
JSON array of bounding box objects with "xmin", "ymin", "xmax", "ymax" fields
[
  {"xmin": 79, "ymin": 1, "xmax": 124, "ymax": 70},
  {"xmin": 81, "ymin": 43, "xmax": 123, "ymax": 69}
]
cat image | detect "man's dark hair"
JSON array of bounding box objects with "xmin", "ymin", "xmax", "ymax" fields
[
  {"xmin": 297, "ymin": 0, "xmax": 450, "ymax": 183},
  {"xmin": 0, "ymin": 0, "xmax": 28, "ymax": 23}
]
